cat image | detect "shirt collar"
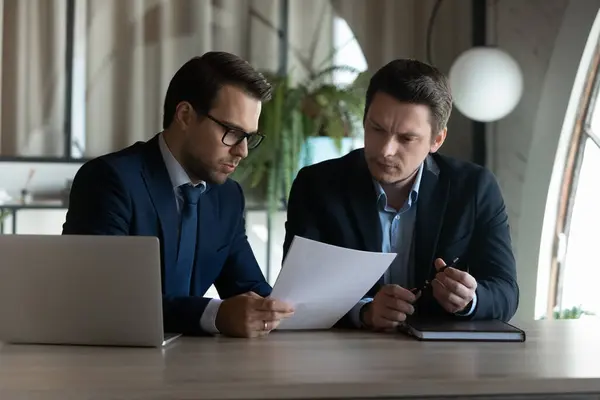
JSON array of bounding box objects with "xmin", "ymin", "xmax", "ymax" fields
[
  {"xmin": 158, "ymin": 133, "xmax": 207, "ymax": 191},
  {"xmin": 373, "ymin": 162, "xmax": 424, "ymax": 210}
]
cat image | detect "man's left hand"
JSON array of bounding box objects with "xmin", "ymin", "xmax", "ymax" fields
[{"xmin": 431, "ymin": 258, "xmax": 477, "ymax": 314}]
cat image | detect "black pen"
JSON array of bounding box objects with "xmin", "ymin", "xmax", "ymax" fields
[{"xmin": 411, "ymin": 257, "xmax": 460, "ymax": 295}]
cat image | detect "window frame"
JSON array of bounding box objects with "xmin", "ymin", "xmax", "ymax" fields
[{"xmin": 547, "ymin": 40, "xmax": 600, "ymax": 318}]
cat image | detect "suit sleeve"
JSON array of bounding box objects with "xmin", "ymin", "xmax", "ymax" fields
[
  {"xmin": 469, "ymin": 169, "xmax": 519, "ymax": 322},
  {"xmin": 62, "ymin": 159, "xmax": 215, "ymax": 336},
  {"xmin": 283, "ymin": 167, "xmax": 322, "ymax": 261},
  {"xmin": 213, "ymin": 182, "xmax": 271, "ymax": 299},
  {"xmin": 62, "ymin": 158, "xmax": 131, "ymax": 235}
]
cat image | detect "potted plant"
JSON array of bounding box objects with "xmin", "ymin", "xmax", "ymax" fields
[
  {"xmin": 540, "ymin": 305, "xmax": 595, "ymax": 320},
  {"xmin": 234, "ymin": 66, "xmax": 369, "ymax": 216},
  {"xmin": 552, "ymin": 305, "xmax": 594, "ymax": 319}
]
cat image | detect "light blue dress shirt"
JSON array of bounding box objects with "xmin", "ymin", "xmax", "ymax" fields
[
  {"xmin": 350, "ymin": 163, "xmax": 476, "ymax": 327},
  {"xmin": 158, "ymin": 133, "xmax": 222, "ymax": 334}
]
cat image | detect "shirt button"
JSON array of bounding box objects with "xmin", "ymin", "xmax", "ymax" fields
[{"xmin": 395, "ymin": 215, "xmax": 400, "ymax": 220}]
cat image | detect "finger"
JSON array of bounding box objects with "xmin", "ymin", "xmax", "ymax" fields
[
  {"xmin": 251, "ymin": 318, "xmax": 273, "ymax": 334},
  {"xmin": 381, "ymin": 284, "xmax": 399, "ymax": 296},
  {"xmin": 431, "ymin": 279, "xmax": 457, "ymax": 313},
  {"xmin": 371, "ymin": 314, "xmax": 401, "ymax": 330},
  {"xmin": 409, "ymin": 288, "xmax": 423, "ymax": 300},
  {"xmin": 269, "ymin": 320, "xmax": 282, "ymax": 331},
  {"xmin": 258, "ymin": 298, "xmax": 295, "ymax": 313},
  {"xmin": 444, "ymin": 290, "xmax": 467, "ymax": 311},
  {"xmin": 444, "ymin": 267, "xmax": 477, "ymax": 290},
  {"xmin": 245, "ymin": 291, "xmax": 263, "ymax": 298},
  {"xmin": 436, "ymin": 273, "xmax": 472, "ymax": 300},
  {"xmin": 253, "ymin": 310, "xmax": 295, "ymax": 322},
  {"xmin": 431, "ymin": 277, "xmax": 449, "ymax": 300},
  {"xmin": 384, "ymin": 285, "xmax": 417, "ymax": 303},
  {"xmin": 379, "ymin": 307, "xmax": 408, "ymax": 323},
  {"xmin": 382, "ymin": 296, "xmax": 415, "ymax": 315},
  {"xmin": 432, "ymin": 279, "xmax": 467, "ymax": 312},
  {"xmin": 434, "ymin": 258, "xmax": 447, "ymax": 271}
]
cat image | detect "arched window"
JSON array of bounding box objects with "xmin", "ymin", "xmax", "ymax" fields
[
  {"xmin": 332, "ymin": 15, "xmax": 367, "ymax": 86},
  {"xmin": 301, "ymin": 15, "xmax": 367, "ymax": 169},
  {"xmin": 548, "ymin": 45, "xmax": 600, "ymax": 319},
  {"xmin": 516, "ymin": 2, "xmax": 600, "ymax": 322}
]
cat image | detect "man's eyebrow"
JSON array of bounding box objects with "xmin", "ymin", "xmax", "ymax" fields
[
  {"xmin": 368, "ymin": 117, "xmax": 420, "ymax": 137},
  {"xmin": 398, "ymin": 132, "xmax": 420, "ymax": 137},
  {"xmin": 367, "ymin": 117, "xmax": 384, "ymax": 128},
  {"xmin": 221, "ymin": 120, "xmax": 258, "ymax": 133}
]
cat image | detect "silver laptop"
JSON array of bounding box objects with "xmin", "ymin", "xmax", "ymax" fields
[{"xmin": 0, "ymin": 234, "xmax": 181, "ymax": 348}]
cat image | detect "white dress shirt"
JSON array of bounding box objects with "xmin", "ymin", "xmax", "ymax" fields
[{"xmin": 158, "ymin": 133, "xmax": 222, "ymax": 334}]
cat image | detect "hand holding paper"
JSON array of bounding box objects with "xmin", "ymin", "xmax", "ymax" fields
[{"xmin": 270, "ymin": 236, "xmax": 396, "ymax": 330}]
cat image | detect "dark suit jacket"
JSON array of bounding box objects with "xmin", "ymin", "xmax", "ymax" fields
[
  {"xmin": 283, "ymin": 149, "xmax": 518, "ymax": 324},
  {"xmin": 63, "ymin": 135, "xmax": 271, "ymax": 335}
]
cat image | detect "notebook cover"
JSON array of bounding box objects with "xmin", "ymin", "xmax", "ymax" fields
[{"xmin": 399, "ymin": 316, "xmax": 526, "ymax": 342}]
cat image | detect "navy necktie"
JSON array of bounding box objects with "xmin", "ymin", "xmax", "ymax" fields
[{"xmin": 172, "ymin": 183, "xmax": 204, "ymax": 296}]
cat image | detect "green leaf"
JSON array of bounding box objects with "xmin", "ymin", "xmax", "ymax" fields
[{"xmin": 236, "ymin": 63, "xmax": 370, "ymax": 219}]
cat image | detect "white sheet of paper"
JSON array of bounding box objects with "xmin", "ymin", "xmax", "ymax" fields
[{"xmin": 270, "ymin": 236, "xmax": 397, "ymax": 330}]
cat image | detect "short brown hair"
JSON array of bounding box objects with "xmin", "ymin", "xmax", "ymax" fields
[
  {"xmin": 364, "ymin": 59, "xmax": 452, "ymax": 134},
  {"xmin": 162, "ymin": 51, "xmax": 272, "ymax": 129}
]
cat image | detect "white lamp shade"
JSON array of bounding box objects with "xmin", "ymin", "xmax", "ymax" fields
[{"xmin": 449, "ymin": 47, "xmax": 523, "ymax": 122}]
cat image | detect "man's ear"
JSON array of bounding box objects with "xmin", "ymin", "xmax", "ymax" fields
[
  {"xmin": 430, "ymin": 128, "xmax": 447, "ymax": 153},
  {"xmin": 174, "ymin": 102, "xmax": 195, "ymax": 131}
]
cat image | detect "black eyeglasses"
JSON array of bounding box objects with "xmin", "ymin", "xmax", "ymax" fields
[{"xmin": 205, "ymin": 114, "xmax": 265, "ymax": 149}]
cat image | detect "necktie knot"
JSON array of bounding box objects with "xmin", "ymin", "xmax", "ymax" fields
[{"xmin": 180, "ymin": 183, "xmax": 204, "ymax": 205}]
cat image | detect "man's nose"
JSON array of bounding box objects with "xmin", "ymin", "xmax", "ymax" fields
[
  {"xmin": 381, "ymin": 137, "xmax": 397, "ymax": 158},
  {"xmin": 231, "ymin": 138, "xmax": 248, "ymax": 159}
]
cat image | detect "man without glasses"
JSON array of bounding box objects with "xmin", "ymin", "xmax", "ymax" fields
[
  {"xmin": 64, "ymin": 51, "xmax": 294, "ymax": 338},
  {"xmin": 284, "ymin": 58, "xmax": 519, "ymax": 330}
]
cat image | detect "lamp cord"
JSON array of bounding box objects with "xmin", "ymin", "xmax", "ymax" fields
[{"xmin": 426, "ymin": 0, "xmax": 445, "ymax": 65}]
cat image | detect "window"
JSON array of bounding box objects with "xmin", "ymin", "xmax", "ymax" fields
[
  {"xmin": 244, "ymin": 15, "xmax": 369, "ymax": 287},
  {"xmin": 332, "ymin": 15, "xmax": 367, "ymax": 86},
  {"xmin": 299, "ymin": 14, "xmax": 367, "ymax": 169},
  {"xmin": 551, "ymin": 50, "xmax": 600, "ymax": 319}
]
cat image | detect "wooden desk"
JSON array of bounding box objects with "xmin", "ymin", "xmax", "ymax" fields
[{"xmin": 0, "ymin": 320, "xmax": 599, "ymax": 399}]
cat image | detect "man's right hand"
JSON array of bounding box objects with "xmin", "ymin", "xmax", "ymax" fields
[
  {"xmin": 361, "ymin": 284, "xmax": 420, "ymax": 330},
  {"xmin": 215, "ymin": 292, "xmax": 295, "ymax": 338}
]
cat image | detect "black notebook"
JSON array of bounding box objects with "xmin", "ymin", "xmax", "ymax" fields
[{"xmin": 398, "ymin": 317, "xmax": 526, "ymax": 342}]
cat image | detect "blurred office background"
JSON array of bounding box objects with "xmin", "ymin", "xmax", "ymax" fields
[{"xmin": 0, "ymin": 0, "xmax": 598, "ymax": 322}]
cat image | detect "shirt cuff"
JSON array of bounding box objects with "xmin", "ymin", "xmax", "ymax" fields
[
  {"xmin": 455, "ymin": 292, "xmax": 477, "ymax": 316},
  {"xmin": 199, "ymin": 298, "xmax": 223, "ymax": 334},
  {"xmin": 350, "ymin": 298, "xmax": 373, "ymax": 328}
]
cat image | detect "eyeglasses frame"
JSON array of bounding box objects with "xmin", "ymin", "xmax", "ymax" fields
[{"xmin": 204, "ymin": 114, "xmax": 265, "ymax": 149}]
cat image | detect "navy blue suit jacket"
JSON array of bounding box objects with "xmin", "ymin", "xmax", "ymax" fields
[
  {"xmin": 284, "ymin": 149, "xmax": 519, "ymax": 324},
  {"xmin": 63, "ymin": 135, "xmax": 271, "ymax": 335}
]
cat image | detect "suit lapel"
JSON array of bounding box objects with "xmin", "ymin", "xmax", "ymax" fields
[
  {"xmin": 414, "ymin": 154, "xmax": 450, "ymax": 286},
  {"xmin": 141, "ymin": 135, "xmax": 180, "ymax": 291},
  {"xmin": 346, "ymin": 151, "xmax": 381, "ymax": 252}
]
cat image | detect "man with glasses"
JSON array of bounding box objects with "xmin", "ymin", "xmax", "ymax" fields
[{"xmin": 63, "ymin": 52, "xmax": 294, "ymax": 338}]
